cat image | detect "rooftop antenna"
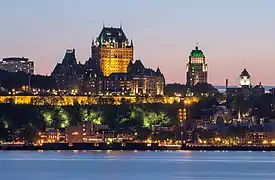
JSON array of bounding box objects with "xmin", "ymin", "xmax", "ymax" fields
[
  {"xmin": 130, "ymin": 38, "xmax": 133, "ymax": 46},
  {"xmin": 119, "ymin": 20, "xmax": 123, "ymax": 29},
  {"xmin": 244, "ymin": 60, "xmax": 247, "ymax": 69},
  {"xmin": 28, "ymin": 74, "xmax": 31, "ymax": 91},
  {"xmin": 195, "ymin": 42, "xmax": 199, "ymax": 49},
  {"xmin": 92, "ymin": 36, "xmax": 95, "ymax": 46}
]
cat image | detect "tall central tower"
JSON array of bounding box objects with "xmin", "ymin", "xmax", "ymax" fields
[
  {"xmin": 186, "ymin": 46, "xmax": 208, "ymax": 86},
  {"xmin": 91, "ymin": 26, "xmax": 134, "ymax": 76}
]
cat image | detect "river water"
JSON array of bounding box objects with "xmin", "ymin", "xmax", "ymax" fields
[{"xmin": 0, "ymin": 151, "xmax": 275, "ymax": 180}]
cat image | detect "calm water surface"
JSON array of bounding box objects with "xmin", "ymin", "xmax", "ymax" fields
[{"xmin": 0, "ymin": 151, "xmax": 275, "ymax": 180}]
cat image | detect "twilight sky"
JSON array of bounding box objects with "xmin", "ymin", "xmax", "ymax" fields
[{"xmin": 0, "ymin": 0, "xmax": 275, "ymax": 85}]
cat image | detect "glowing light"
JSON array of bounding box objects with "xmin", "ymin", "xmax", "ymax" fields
[
  {"xmin": 72, "ymin": 132, "xmax": 79, "ymax": 135},
  {"xmin": 41, "ymin": 111, "xmax": 53, "ymax": 126},
  {"xmin": 81, "ymin": 108, "xmax": 103, "ymax": 125}
]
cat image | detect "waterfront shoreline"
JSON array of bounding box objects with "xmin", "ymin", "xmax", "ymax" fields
[
  {"xmin": 182, "ymin": 144, "xmax": 275, "ymax": 151},
  {"xmin": 0, "ymin": 143, "xmax": 180, "ymax": 151},
  {"xmin": 2, "ymin": 143, "xmax": 275, "ymax": 151}
]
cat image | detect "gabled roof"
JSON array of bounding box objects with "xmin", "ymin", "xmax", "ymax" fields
[
  {"xmin": 127, "ymin": 59, "xmax": 164, "ymax": 77},
  {"xmin": 144, "ymin": 68, "xmax": 156, "ymax": 76},
  {"xmin": 127, "ymin": 60, "xmax": 145, "ymax": 75},
  {"xmin": 254, "ymin": 82, "xmax": 264, "ymax": 89},
  {"xmin": 133, "ymin": 60, "xmax": 145, "ymax": 69},
  {"xmin": 156, "ymin": 67, "xmax": 163, "ymax": 76},
  {"xmin": 51, "ymin": 63, "xmax": 63, "ymax": 75}
]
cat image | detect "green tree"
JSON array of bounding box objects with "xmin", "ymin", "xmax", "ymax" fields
[{"xmin": 81, "ymin": 108, "xmax": 103, "ymax": 124}]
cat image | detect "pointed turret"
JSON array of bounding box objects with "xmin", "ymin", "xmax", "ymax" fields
[
  {"xmin": 156, "ymin": 67, "xmax": 162, "ymax": 76},
  {"xmin": 130, "ymin": 39, "xmax": 134, "ymax": 47},
  {"xmin": 92, "ymin": 37, "xmax": 95, "ymax": 46}
]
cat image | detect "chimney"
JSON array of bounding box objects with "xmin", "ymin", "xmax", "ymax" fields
[{"xmin": 225, "ymin": 79, "xmax": 228, "ymax": 89}]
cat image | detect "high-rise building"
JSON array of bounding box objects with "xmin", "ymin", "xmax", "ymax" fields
[
  {"xmin": 186, "ymin": 46, "xmax": 207, "ymax": 86},
  {"xmin": 0, "ymin": 57, "xmax": 34, "ymax": 74},
  {"xmin": 91, "ymin": 25, "xmax": 134, "ymax": 76}
]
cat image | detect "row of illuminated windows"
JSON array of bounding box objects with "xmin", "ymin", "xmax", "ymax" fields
[
  {"xmin": 190, "ymin": 58, "xmax": 205, "ymax": 64},
  {"xmin": 101, "ymin": 55, "xmax": 132, "ymax": 59}
]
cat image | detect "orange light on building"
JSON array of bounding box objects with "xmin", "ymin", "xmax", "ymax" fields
[
  {"xmin": 72, "ymin": 132, "xmax": 79, "ymax": 135},
  {"xmin": 178, "ymin": 108, "xmax": 187, "ymax": 122},
  {"xmin": 183, "ymin": 108, "xmax": 187, "ymax": 120},
  {"xmin": 92, "ymin": 26, "xmax": 134, "ymax": 76}
]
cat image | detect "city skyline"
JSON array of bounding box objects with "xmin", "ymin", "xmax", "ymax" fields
[{"xmin": 1, "ymin": 0, "xmax": 275, "ymax": 85}]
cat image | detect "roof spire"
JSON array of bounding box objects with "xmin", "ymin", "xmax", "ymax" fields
[
  {"xmin": 244, "ymin": 60, "xmax": 247, "ymax": 69},
  {"xmin": 156, "ymin": 67, "xmax": 162, "ymax": 76},
  {"xmin": 92, "ymin": 36, "xmax": 95, "ymax": 46},
  {"xmin": 195, "ymin": 42, "xmax": 199, "ymax": 50},
  {"xmin": 103, "ymin": 20, "xmax": 105, "ymax": 28},
  {"xmin": 119, "ymin": 20, "xmax": 122, "ymax": 29},
  {"xmin": 130, "ymin": 38, "xmax": 133, "ymax": 47}
]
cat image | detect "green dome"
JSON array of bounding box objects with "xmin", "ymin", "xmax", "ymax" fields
[{"xmin": 190, "ymin": 46, "xmax": 204, "ymax": 57}]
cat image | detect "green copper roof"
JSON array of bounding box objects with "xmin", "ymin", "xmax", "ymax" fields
[{"xmin": 190, "ymin": 46, "xmax": 204, "ymax": 57}]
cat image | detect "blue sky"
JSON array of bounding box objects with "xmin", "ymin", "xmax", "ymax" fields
[{"xmin": 0, "ymin": 0, "xmax": 275, "ymax": 85}]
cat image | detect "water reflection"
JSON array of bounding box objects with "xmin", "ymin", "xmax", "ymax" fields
[{"xmin": 0, "ymin": 151, "xmax": 274, "ymax": 180}]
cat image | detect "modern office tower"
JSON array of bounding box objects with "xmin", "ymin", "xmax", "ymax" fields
[
  {"xmin": 91, "ymin": 25, "xmax": 134, "ymax": 76},
  {"xmin": 0, "ymin": 57, "xmax": 34, "ymax": 74},
  {"xmin": 186, "ymin": 46, "xmax": 208, "ymax": 86}
]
